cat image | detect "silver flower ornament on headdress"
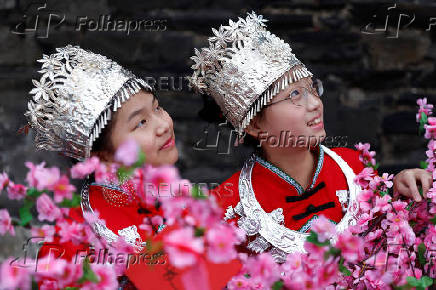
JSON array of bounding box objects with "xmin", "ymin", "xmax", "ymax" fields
[
  {"xmin": 188, "ymin": 11, "xmax": 313, "ymax": 134},
  {"xmin": 25, "ymin": 45, "xmax": 152, "ymax": 161}
]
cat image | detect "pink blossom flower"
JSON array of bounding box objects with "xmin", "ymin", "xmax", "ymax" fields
[
  {"xmin": 206, "ymin": 223, "xmax": 239, "ymax": 263},
  {"xmin": 70, "ymin": 156, "xmax": 100, "ymax": 179},
  {"xmin": 171, "ymin": 179, "xmax": 193, "ymax": 197},
  {"xmin": 144, "ymin": 165, "xmax": 180, "ymax": 198},
  {"xmin": 30, "ymin": 224, "xmax": 55, "ymax": 242},
  {"xmin": 58, "ymin": 219, "xmax": 86, "ymax": 245},
  {"xmin": 425, "ymin": 117, "xmax": 436, "ymax": 139},
  {"xmin": 34, "ymin": 254, "xmax": 67, "ymax": 279},
  {"xmin": 83, "ymin": 264, "xmax": 118, "ymax": 290},
  {"xmin": 187, "ymin": 198, "xmax": 222, "ymax": 228},
  {"xmin": 0, "ymin": 172, "xmax": 9, "ymax": 191},
  {"xmin": 164, "ymin": 227, "xmax": 204, "ymax": 268},
  {"xmin": 282, "ymin": 253, "xmax": 303, "ymax": 272},
  {"xmin": 427, "ymin": 182, "xmax": 436, "ymax": 202},
  {"xmin": 354, "ymin": 167, "xmax": 375, "ymax": 188},
  {"xmin": 94, "ymin": 162, "xmax": 115, "ymax": 184},
  {"xmin": 25, "ymin": 162, "xmax": 61, "ymax": 191},
  {"xmin": 0, "ymin": 258, "xmax": 31, "ymax": 290},
  {"xmin": 36, "ymin": 194, "xmax": 62, "ymax": 222},
  {"xmin": 7, "ymin": 182, "xmax": 27, "ymax": 200},
  {"xmin": 25, "ymin": 161, "xmax": 46, "ymax": 188},
  {"xmin": 114, "ymin": 138, "xmax": 140, "ymax": 167},
  {"xmin": 416, "ymin": 98, "xmax": 433, "ymax": 122},
  {"xmin": 357, "ymin": 189, "xmax": 374, "ymax": 212},
  {"xmin": 139, "ymin": 217, "xmax": 153, "ymax": 235},
  {"xmin": 227, "ymin": 275, "xmax": 251, "ymax": 289},
  {"xmin": 0, "ymin": 209, "xmax": 15, "ymax": 236},
  {"xmin": 372, "ymin": 195, "xmax": 391, "ymax": 213},
  {"xmin": 112, "ymin": 235, "xmax": 136, "ymax": 254},
  {"xmin": 311, "ymin": 215, "xmax": 336, "ymax": 242},
  {"xmin": 52, "ymin": 175, "xmax": 75, "ymax": 202},
  {"xmin": 355, "ymin": 142, "xmax": 371, "ymax": 152},
  {"xmin": 161, "ymin": 197, "xmax": 188, "ymax": 226},
  {"xmin": 335, "ymin": 230, "xmax": 364, "ymax": 263},
  {"xmin": 318, "ymin": 262, "xmax": 339, "ymax": 287},
  {"xmin": 355, "ymin": 143, "xmax": 376, "ymax": 166},
  {"xmin": 370, "ymin": 173, "xmax": 393, "ymax": 191},
  {"xmin": 242, "ymin": 253, "xmax": 280, "ymax": 287},
  {"xmin": 39, "ymin": 280, "xmax": 59, "ymax": 289}
]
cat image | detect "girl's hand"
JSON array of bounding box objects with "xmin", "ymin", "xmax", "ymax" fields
[{"xmin": 393, "ymin": 168, "xmax": 432, "ymax": 202}]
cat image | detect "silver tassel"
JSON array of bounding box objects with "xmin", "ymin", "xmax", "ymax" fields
[{"xmin": 113, "ymin": 97, "xmax": 118, "ymax": 112}]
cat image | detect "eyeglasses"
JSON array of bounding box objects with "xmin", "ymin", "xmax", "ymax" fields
[{"xmin": 264, "ymin": 78, "xmax": 324, "ymax": 108}]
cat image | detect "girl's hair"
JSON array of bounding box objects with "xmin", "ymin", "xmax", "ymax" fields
[
  {"xmin": 198, "ymin": 94, "xmax": 265, "ymax": 150},
  {"xmin": 91, "ymin": 111, "xmax": 118, "ymax": 154}
]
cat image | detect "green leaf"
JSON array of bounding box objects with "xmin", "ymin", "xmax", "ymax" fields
[
  {"xmin": 421, "ymin": 276, "xmax": 433, "ymax": 287},
  {"xmin": 194, "ymin": 227, "xmax": 205, "ymax": 237},
  {"xmin": 324, "ymin": 246, "xmax": 341, "ymax": 260},
  {"xmin": 406, "ymin": 276, "xmax": 419, "ymax": 287},
  {"xmin": 58, "ymin": 193, "xmax": 81, "ymax": 208},
  {"xmin": 430, "ymin": 215, "xmax": 436, "ymax": 225},
  {"xmin": 417, "ymin": 243, "xmax": 427, "ymax": 266},
  {"xmin": 117, "ymin": 166, "xmax": 134, "ymax": 182},
  {"xmin": 26, "ymin": 188, "xmax": 42, "ymax": 198},
  {"xmin": 191, "ymin": 184, "xmax": 207, "ymax": 200},
  {"xmin": 306, "ymin": 231, "xmax": 330, "ymax": 247},
  {"xmin": 420, "ymin": 161, "xmax": 428, "ymax": 169},
  {"xmin": 338, "ymin": 257, "xmax": 352, "ymax": 276},
  {"xmin": 19, "ymin": 199, "xmax": 34, "ymax": 226},
  {"xmin": 379, "ymin": 190, "xmax": 389, "ymax": 197},
  {"xmin": 132, "ymin": 150, "xmax": 146, "ymax": 168},
  {"xmin": 272, "ymin": 280, "xmax": 284, "ymax": 290},
  {"xmin": 328, "ymin": 247, "xmax": 341, "ymax": 256},
  {"xmin": 422, "ymin": 111, "xmax": 428, "ymax": 123},
  {"xmin": 419, "ymin": 112, "xmax": 428, "ymax": 135},
  {"xmin": 406, "ymin": 201, "xmax": 414, "ymax": 211},
  {"xmin": 339, "ymin": 264, "xmax": 351, "ymax": 276},
  {"xmin": 78, "ymin": 258, "xmax": 99, "ymax": 284},
  {"xmin": 31, "ymin": 278, "xmax": 38, "ymax": 290}
]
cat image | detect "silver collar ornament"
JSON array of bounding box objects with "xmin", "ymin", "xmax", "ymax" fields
[
  {"xmin": 224, "ymin": 145, "xmax": 361, "ymax": 263},
  {"xmin": 188, "ymin": 12, "xmax": 313, "ymax": 135},
  {"xmin": 25, "ymin": 45, "xmax": 152, "ymax": 161},
  {"xmin": 80, "ymin": 181, "xmax": 146, "ymax": 253}
]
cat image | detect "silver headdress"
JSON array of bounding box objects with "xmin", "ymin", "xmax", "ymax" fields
[
  {"xmin": 25, "ymin": 45, "xmax": 152, "ymax": 160},
  {"xmin": 188, "ymin": 12, "xmax": 313, "ymax": 134}
]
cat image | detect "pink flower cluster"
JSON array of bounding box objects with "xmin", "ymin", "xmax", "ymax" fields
[{"xmin": 0, "ymin": 139, "xmax": 248, "ymax": 289}]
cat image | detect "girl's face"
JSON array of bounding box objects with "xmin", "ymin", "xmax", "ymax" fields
[
  {"xmin": 247, "ymin": 76, "xmax": 326, "ymax": 150},
  {"xmin": 104, "ymin": 90, "xmax": 178, "ymax": 166}
]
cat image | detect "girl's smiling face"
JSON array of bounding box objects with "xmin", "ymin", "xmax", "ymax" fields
[
  {"xmin": 94, "ymin": 90, "xmax": 178, "ymax": 166},
  {"xmin": 246, "ymin": 76, "xmax": 326, "ymax": 150}
]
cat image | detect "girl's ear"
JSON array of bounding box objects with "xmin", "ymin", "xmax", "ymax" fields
[{"xmin": 244, "ymin": 115, "xmax": 263, "ymax": 139}]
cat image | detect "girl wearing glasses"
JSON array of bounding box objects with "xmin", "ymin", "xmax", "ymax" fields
[{"xmin": 189, "ymin": 12, "xmax": 431, "ymax": 260}]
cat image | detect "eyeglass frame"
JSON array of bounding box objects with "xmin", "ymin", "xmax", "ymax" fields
[{"xmin": 263, "ymin": 77, "xmax": 324, "ymax": 108}]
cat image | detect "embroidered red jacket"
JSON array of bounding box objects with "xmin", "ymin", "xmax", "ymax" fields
[{"xmin": 212, "ymin": 146, "xmax": 367, "ymax": 234}]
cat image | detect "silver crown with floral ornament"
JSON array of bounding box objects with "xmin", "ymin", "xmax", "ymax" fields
[
  {"xmin": 188, "ymin": 12, "xmax": 313, "ymax": 135},
  {"xmin": 24, "ymin": 45, "xmax": 152, "ymax": 161}
]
